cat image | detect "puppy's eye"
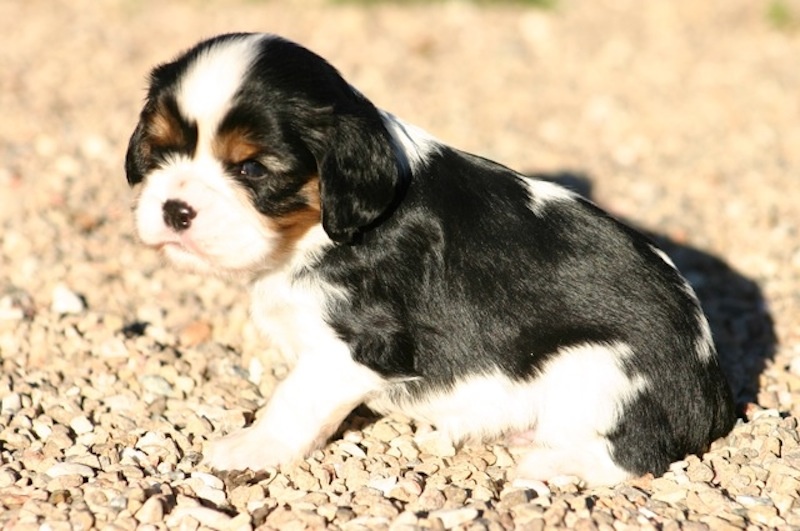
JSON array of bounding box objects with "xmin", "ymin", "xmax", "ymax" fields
[{"xmin": 239, "ymin": 160, "xmax": 268, "ymax": 179}]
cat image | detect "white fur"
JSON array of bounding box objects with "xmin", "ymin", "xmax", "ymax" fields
[
  {"xmin": 204, "ymin": 228, "xmax": 384, "ymax": 471},
  {"xmin": 650, "ymin": 245, "xmax": 678, "ymax": 269},
  {"xmin": 177, "ymin": 33, "xmax": 265, "ymax": 152},
  {"xmin": 203, "ymin": 343, "xmax": 385, "ymax": 470},
  {"xmin": 380, "ymin": 111, "xmax": 440, "ymax": 174},
  {"xmin": 677, "ymin": 278, "xmax": 716, "ymax": 363},
  {"xmin": 247, "ymin": 226, "xmax": 340, "ymax": 365},
  {"xmin": 693, "ymin": 307, "xmax": 715, "ymax": 361},
  {"xmin": 369, "ymin": 341, "xmax": 647, "ymax": 486},
  {"xmin": 520, "ymin": 177, "xmax": 577, "ymax": 215}
]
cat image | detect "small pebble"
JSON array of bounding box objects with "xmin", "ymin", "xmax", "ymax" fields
[
  {"xmin": 50, "ymin": 283, "xmax": 86, "ymax": 315},
  {"xmin": 166, "ymin": 506, "xmax": 233, "ymax": 528},
  {"xmin": 687, "ymin": 461, "xmax": 715, "ymax": 483},
  {"xmin": 371, "ymin": 423, "xmax": 400, "ymax": 443},
  {"xmin": 1, "ymin": 392, "xmax": 22, "ymax": 414},
  {"xmin": 139, "ymin": 375, "xmax": 174, "ymax": 396},
  {"xmin": 339, "ymin": 441, "xmax": 367, "ymax": 458},
  {"xmin": 134, "ymin": 496, "xmax": 164, "ymax": 524},
  {"xmin": 367, "ymin": 476, "xmax": 398, "ymax": 495},
  {"xmin": 69, "ymin": 415, "xmax": 94, "ymax": 435},
  {"xmin": 411, "ymin": 487, "xmax": 446, "ymax": 512},
  {"xmin": 0, "ymin": 469, "xmax": 19, "ymax": 488},
  {"xmin": 179, "ymin": 320, "xmax": 212, "ymax": 347},
  {"xmin": 415, "ymin": 432, "xmax": 456, "ymax": 457},
  {"xmin": 46, "ymin": 462, "xmax": 95, "ymax": 478},
  {"xmin": 429, "ymin": 507, "xmax": 479, "ymax": 528}
]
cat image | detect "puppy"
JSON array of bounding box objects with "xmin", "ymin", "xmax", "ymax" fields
[{"xmin": 125, "ymin": 33, "xmax": 735, "ymax": 486}]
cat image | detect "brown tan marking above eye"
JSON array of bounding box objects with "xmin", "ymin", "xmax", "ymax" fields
[
  {"xmin": 147, "ymin": 100, "xmax": 186, "ymax": 148},
  {"xmin": 213, "ymin": 127, "xmax": 261, "ymax": 164}
]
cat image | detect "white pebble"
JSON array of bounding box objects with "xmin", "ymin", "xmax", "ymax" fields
[
  {"xmin": 339, "ymin": 441, "xmax": 367, "ymax": 458},
  {"xmin": 195, "ymin": 484, "xmax": 227, "ymax": 506},
  {"xmin": 652, "ymin": 488, "xmax": 688, "ymax": 504},
  {"xmin": 166, "ymin": 506, "xmax": 232, "ymax": 529},
  {"xmin": 751, "ymin": 408, "xmax": 781, "ymax": 420},
  {"xmin": 46, "ymin": 462, "xmax": 95, "ymax": 478},
  {"xmin": 139, "ymin": 374, "xmax": 173, "ymax": 396},
  {"xmin": 669, "ymin": 460, "xmax": 689, "ymax": 472},
  {"xmin": 429, "ymin": 507, "xmax": 480, "ymax": 528},
  {"xmin": 70, "ymin": 415, "xmax": 94, "ymax": 435},
  {"xmin": 103, "ymin": 393, "xmax": 137, "ymax": 411},
  {"xmin": 368, "ymin": 476, "xmax": 398, "ymax": 495},
  {"xmin": 120, "ymin": 447, "xmax": 149, "ymax": 466},
  {"xmin": 50, "ymin": 283, "xmax": 86, "ymax": 315},
  {"xmin": 0, "ymin": 469, "xmax": 18, "ymax": 488},
  {"xmin": 33, "ymin": 420, "xmax": 53, "ymax": 440},
  {"xmin": 137, "ymin": 431, "xmax": 169, "ymax": 450},
  {"xmin": 190, "ymin": 471, "xmax": 225, "ymax": 490},
  {"xmin": 1, "ymin": 392, "xmax": 22, "ymax": 414},
  {"xmin": 180, "ymin": 472, "xmax": 227, "ymax": 505}
]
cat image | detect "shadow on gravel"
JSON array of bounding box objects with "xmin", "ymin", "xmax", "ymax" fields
[{"xmin": 534, "ymin": 171, "xmax": 777, "ymax": 412}]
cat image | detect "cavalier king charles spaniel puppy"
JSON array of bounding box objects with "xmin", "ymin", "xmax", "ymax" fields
[{"xmin": 126, "ymin": 33, "xmax": 734, "ymax": 486}]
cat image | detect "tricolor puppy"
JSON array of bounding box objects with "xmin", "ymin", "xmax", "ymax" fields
[{"xmin": 126, "ymin": 33, "xmax": 735, "ymax": 486}]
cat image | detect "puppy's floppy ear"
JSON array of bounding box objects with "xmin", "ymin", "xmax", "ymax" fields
[
  {"xmin": 316, "ymin": 104, "xmax": 401, "ymax": 244},
  {"xmin": 125, "ymin": 118, "xmax": 150, "ymax": 187}
]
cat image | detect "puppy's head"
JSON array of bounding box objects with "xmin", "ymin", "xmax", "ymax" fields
[{"xmin": 126, "ymin": 33, "xmax": 401, "ymax": 275}]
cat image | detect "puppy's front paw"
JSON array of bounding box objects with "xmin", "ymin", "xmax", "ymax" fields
[{"xmin": 202, "ymin": 427, "xmax": 297, "ymax": 472}]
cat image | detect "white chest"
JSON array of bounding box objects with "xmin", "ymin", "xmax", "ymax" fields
[{"xmin": 248, "ymin": 269, "xmax": 345, "ymax": 365}]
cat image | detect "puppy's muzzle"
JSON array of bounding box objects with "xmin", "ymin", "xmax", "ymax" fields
[{"xmin": 163, "ymin": 199, "xmax": 197, "ymax": 231}]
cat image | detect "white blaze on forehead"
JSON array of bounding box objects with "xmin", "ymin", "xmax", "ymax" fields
[{"xmin": 176, "ymin": 34, "xmax": 264, "ymax": 144}]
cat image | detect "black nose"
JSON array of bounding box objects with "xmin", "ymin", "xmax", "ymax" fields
[{"xmin": 162, "ymin": 199, "xmax": 197, "ymax": 231}]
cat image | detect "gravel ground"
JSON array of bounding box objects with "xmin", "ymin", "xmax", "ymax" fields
[{"xmin": 1, "ymin": 0, "xmax": 799, "ymax": 529}]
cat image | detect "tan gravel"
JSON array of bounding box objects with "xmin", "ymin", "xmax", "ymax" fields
[{"xmin": 2, "ymin": 0, "xmax": 800, "ymax": 529}]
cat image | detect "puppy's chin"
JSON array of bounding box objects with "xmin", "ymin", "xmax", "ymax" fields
[
  {"xmin": 158, "ymin": 241, "xmax": 272, "ymax": 279},
  {"xmin": 160, "ymin": 242, "xmax": 217, "ymax": 275}
]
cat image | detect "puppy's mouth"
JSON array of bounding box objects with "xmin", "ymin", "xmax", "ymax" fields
[
  {"xmin": 151, "ymin": 237, "xmax": 221, "ymax": 275},
  {"xmin": 155, "ymin": 237, "xmax": 206, "ymax": 259}
]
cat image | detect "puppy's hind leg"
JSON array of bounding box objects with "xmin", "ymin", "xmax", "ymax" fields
[{"xmin": 202, "ymin": 351, "xmax": 385, "ymax": 472}]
